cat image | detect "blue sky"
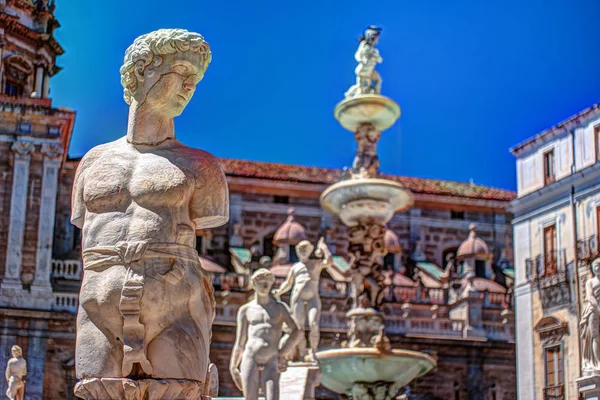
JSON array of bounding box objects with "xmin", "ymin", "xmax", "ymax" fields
[{"xmin": 52, "ymin": 0, "xmax": 600, "ymax": 191}]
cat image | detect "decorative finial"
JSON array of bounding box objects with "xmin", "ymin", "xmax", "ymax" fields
[{"xmin": 469, "ymin": 223, "xmax": 476, "ymax": 235}]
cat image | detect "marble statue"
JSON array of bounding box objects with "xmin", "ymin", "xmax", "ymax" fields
[
  {"xmin": 230, "ymin": 269, "xmax": 301, "ymax": 400},
  {"xmin": 351, "ymin": 122, "xmax": 381, "ymax": 178},
  {"xmin": 345, "ymin": 26, "xmax": 383, "ymax": 98},
  {"xmin": 71, "ymin": 29, "xmax": 229, "ymax": 399},
  {"xmin": 274, "ymin": 237, "xmax": 345, "ymax": 361},
  {"xmin": 5, "ymin": 346, "xmax": 26, "ymax": 400},
  {"xmin": 581, "ymin": 257, "xmax": 600, "ymax": 373}
]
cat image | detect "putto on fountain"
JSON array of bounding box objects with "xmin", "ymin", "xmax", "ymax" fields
[{"xmin": 345, "ymin": 25, "xmax": 384, "ymax": 98}]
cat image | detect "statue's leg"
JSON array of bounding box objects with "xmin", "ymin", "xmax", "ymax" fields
[
  {"xmin": 292, "ymin": 300, "xmax": 307, "ymax": 360},
  {"xmin": 372, "ymin": 70, "xmax": 382, "ymax": 94},
  {"xmin": 261, "ymin": 358, "xmax": 280, "ymax": 400},
  {"xmin": 307, "ymin": 296, "xmax": 322, "ymax": 357},
  {"xmin": 240, "ymin": 357, "xmax": 260, "ymax": 400}
]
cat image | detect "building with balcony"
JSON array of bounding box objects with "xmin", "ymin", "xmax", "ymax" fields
[{"xmin": 510, "ymin": 104, "xmax": 600, "ymax": 400}]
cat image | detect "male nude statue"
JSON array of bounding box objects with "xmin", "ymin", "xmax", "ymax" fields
[
  {"xmin": 274, "ymin": 237, "xmax": 346, "ymax": 361},
  {"xmin": 5, "ymin": 346, "xmax": 26, "ymax": 400},
  {"xmin": 71, "ymin": 29, "xmax": 228, "ymax": 398},
  {"xmin": 230, "ymin": 269, "xmax": 301, "ymax": 400}
]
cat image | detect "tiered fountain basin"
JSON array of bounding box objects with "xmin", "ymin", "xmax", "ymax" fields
[
  {"xmin": 315, "ymin": 348, "xmax": 436, "ymax": 395},
  {"xmin": 334, "ymin": 94, "xmax": 401, "ymax": 132},
  {"xmin": 320, "ymin": 178, "xmax": 414, "ymax": 226}
]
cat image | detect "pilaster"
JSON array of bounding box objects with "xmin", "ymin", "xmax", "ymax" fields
[
  {"xmin": 31, "ymin": 144, "xmax": 63, "ymax": 304},
  {"xmin": 26, "ymin": 320, "xmax": 48, "ymax": 400},
  {"xmin": 2, "ymin": 140, "xmax": 34, "ymax": 292}
]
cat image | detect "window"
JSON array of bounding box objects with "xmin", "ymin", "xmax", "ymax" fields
[
  {"xmin": 475, "ymin": 260, "xmax": 486, "ymax": 278},
  {"xmin": 545, "ymin": 345, "xmax": 564, "ymax": 388},
  {"xmin": 289, "ymin": 245, "xmax": 299, "ymax": 263},
  {"xmin": 17, "ymin": 122, "xmax": 31, "ymax": 133},
  {"xmin": 4, "ymin": 81, "xmax": 23, "ymax": 97},
  {"xmin": 596, "ymin": 125, "xmax": 600, "ymax": 162},
  {"xmin": 48, "ymin": 125, "xmax": 61, "ymax": 137},
  {"xmin": 451, "ymin": 210, "xmax": 464, "ymax": 220},
  {"xmin": 274, "ymin": 195, "xmax": 289, "ymax": 204},
  {"xmin": 543, "ymin": 150, "xmax": 555, "ymax": 185},
  {"xmin": 543, "ymin": 224, "xmax": 557, "ymax": 276}
]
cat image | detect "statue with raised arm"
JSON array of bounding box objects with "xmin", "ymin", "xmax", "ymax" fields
[
  {"xmin": 345, "ymin": 26, "xmax": 383, "ymax": 98},
  {"xmin": 274, "ymin": 237, "xmax": 346, "ymax": 362},
  {"xmin": 229, "ymin": 269, "xmax": 301, "ymax": 400},
  {"xmin": 581, "ymin": 257, "xmax": 600, "ymax": 373},
  {"xmin": 71, "ymin": 29, "xmax": 229, "ymax": 399},
  {"xmin": 5, "ymin": 346, "xmax": 26, "ymax": 400}
]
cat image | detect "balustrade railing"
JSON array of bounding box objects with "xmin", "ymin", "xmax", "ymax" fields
[
  {"xmin": 525, "ymin": 250, "xmax": 567, "ymax": 287},
  {"xmin": 578, "ymin": 235, "xmax": 599, "ymax": 262},
  {"xmin": 52, "ymin": 293, "xmax": 79, "ymax": 313},
  {"xmin": 51, "ymin": 259, "xmax": 82, "ymax": 280},
  {"xmin": 543, "ymin": 384, "xmax": 564, "ymax": 400}
]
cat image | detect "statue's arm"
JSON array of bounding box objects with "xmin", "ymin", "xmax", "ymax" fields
[
  {"xmin": 5, "ymin": 360, "xmax": 13, "ymax": 382},
  {"xmin": 278, "ymin": 303, "xmax": 301, "ymax": 357},
  {"xmin": 274, "ymin": 269, "xmax": 295, "ymax": 297},
  {"xmin": 317, "ymin": 237, "xmax": 334, "ymax": 268},
  {"xmin": 587, "ymin": 280, "xmax": 599, "ymax": 308},
  {"xmin": 190, "ymin": 155, "xmax": 229, "ymax": 232},
  {"xmin": 70, "ymin": 148, "xmax": 102, "ymax": 229},
  {"xmin": 230, "ymin": 306, "xmax": 248, "ymax": 372}
]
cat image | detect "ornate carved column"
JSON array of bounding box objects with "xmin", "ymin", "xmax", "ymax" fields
[
  {"xmin": 32, "ymin": 144, "xmax": 63, "ymax": 296},
  {"xmin": 2, "ymin": 140, "xmax": 35, "ymax": 291}
]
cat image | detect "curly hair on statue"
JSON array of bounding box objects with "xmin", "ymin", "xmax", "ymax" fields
[{"xmin": 119, "ymin": 28, "xmax": 212, "ymax": 105}]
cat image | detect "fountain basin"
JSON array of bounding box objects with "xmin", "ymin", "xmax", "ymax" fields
[
  {"xmin": 320, "ymin": 178, "xmax": 413, "ymax": 226},
  {"xmin": 315, "ymin": 348, "xmax": 436, "ymax": 395},
  {"xmin": 334, "ymin": 94, "xmax": 401, "ymax": 132}
]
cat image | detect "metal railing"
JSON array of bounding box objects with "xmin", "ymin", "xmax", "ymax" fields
[
  {"xmin": 525, "ymin": 250, "xmax": 567, "ymax": 287},
  {"xmin": 51, "ymin": 259, "xmax": 82, "ymax": 280}
]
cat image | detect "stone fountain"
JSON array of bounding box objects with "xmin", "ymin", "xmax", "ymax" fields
[{"xmin": 316, "ymin": 26, "xmax": 436, "ymax": 400}]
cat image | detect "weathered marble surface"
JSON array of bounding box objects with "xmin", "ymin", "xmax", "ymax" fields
[
  {"xmin": 230, "ymin": 269, "xmax": 301, "ymax": 400},
  {"xmin": 5, "ymin": 345, "xmax": 26, "ymax": 400},
  {"xmin": 274, "ymin": 237, "xmax": 344, "ymax": 362},
  {"xmin": 72, "ymin": 29, "xmax": 228, "ymax": 399}
]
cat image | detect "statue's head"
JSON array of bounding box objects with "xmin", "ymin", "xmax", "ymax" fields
[
  {"xmin": 360, "ymin": 25, "xmax": 382, "ymax": 45},
  {"xmin": 593, "ymin": 257, "xmax": 600, "ymax": 276},
  {"xmin": 295, "ymin": 240, "xmax": 314, "ymax": 262},
  {"xmin": 11, "ymin": 345, "xmax": 22, "ymax": 358},
  {"xmin": 120, "ymin": 29, "xmax": 211, "ymax": 117},
  {"xmin": 251, "ymin": 268, "xmax": 275, "ymax": 295}
]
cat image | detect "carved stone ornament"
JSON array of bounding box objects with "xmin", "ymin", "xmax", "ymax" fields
[
  {"xmin": 10, "ymin": 141, "xmax": 34, "ymax": 157},
  {"xmin": 534, "ymin": 316, "xmax": 568, "ymax": 344},
  {"xmin": 71, "ymin": 29, "xmax": 228, "ymax": 400},
  {"xmin": 40, "ymin": 143, "xmax": 63, "ymax": 159}
]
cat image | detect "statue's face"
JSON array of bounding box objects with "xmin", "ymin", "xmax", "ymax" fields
[
  {"xmin": 296, "ymin": 243, "xmax": 313, "ymax": 261},
  {"xmin": 11, "ymin": 348, "xmax": 19, "ymax": 358},
  {"xmin": 253, "ymin": 277, "xmax": 274, "ymax": 295},
  {"xmin": 593, "ymin": 261, "xmax": 600, "ymax": 276},
  {"xmin": 138, "ymin": 52, "xmax": 204, "ymax": 117}
]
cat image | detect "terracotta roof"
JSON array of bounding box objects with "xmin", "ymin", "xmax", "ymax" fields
[{"xmin": 219, "ymin": 158, "xmax": 515, "ymax": 201}]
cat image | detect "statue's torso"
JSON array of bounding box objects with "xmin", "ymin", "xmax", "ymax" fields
[
  {"xmin": 244, "ymin": 301, "xmax": 285, "ymax": 361},
  {"xmin": 7, "ymin": 358, "xmax": 26, "ymax": 378},
  {"xmin": 80, "ymin": 138, "xmax": 203, "ymax": 249}
]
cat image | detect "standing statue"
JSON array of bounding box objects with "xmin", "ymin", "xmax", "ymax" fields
[
  {"xmin": 71, "ymin": 29, "xmax": 229, "ymax": 399},
  {"xmin": 581, "ymin": 257, "xmax": 600, "ymax": 373},
  {"xmin": 5, "ymin": 346, "xmax": 26, "ymax": 400},
  {"xmin": 351, "ymin": 122, "xmax": 381, "ymax": 178},
  {"xmin": 345, "ymin": 26, "xmax": 383, "ymax": 98},
  {"xmin": 230, "ymin": 269, "xmax": 301, "ymax": 400},
  {"xmin": 274, "ymin": 237, "xmax": 346, "ymax": 362}
]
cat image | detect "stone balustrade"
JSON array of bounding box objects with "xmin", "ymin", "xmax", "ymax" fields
[
  {"xmin": 51, "ymin": 259, "xmax": 82, "ymax": 280},
  {"xmin": 52, "ymin": 292, "xmax": 79, "ymax": 313}
]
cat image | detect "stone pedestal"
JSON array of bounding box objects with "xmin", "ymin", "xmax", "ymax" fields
[
  {"xmin": 280, "ymin": 363, "xmax": 321, "ymax": 400},
  {"xmin": 578, "ymin": 375, "xmax": 600, "ymax": 400}
]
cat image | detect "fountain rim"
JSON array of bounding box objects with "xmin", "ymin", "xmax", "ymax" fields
[{"xmin": 315, "ymin": 347, "xmax": 437, "ymax": 366}]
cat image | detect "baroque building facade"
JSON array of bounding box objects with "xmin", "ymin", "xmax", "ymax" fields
[
  {"xmin": 0, "ymin": 1, "xmax": 517, "ymax": 399},
  {"xmin": 510, "ymin": 104, "xmax": 600, "ymax": 400}
]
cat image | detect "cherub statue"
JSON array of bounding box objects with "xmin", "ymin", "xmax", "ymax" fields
[
  {"xmin": 581, "ymin": 257, "xmax": 600, "ymax": 372},
  {"xmin": 345, "ymin": 26, "xmax": 384, "ymax": 98},
  {"xmin": 274, "ymin": 237, "xmax": 347, "ymax": 362},
  {"xmin": 230, "ymin": 269, "xmax": 301, "ymax": 400},
  {"xmin": 5, "ymin": 345, "xmax": 26, "ymax": 400},
  {"xmin": 351, "ymin": 122, "xmax": 381, "ymax": 178}
]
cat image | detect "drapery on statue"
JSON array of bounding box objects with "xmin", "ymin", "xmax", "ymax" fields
[
  {"xmin": 71, "ymin": 29, "xmax": 229, "ymax": 399},
  {"xmin": 5, "ymin": 345, "xmax": 26, "ymax": 400},
  {"xmin": 344, "ymin": 26, "xmax": 383, "ymax": 98},
  {"xmin": 581, "ymin": 257, "xmax": 600, "ymax": 373},
  {"xmin": 274, "ymin": 237, "xmax": 348, "ymax": 362},
  {"xmin": 230, "ymin": 269, "xmax": 301, "ymax": 400}
]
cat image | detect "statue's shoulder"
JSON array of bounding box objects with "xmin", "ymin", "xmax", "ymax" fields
[
  {"xmin": 78, "ymin": 138, "xmax": 125, "ymax": 169},
  {"xmin": 172, "ymin": 143, "xmax": 224, "ymax": 175}
]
